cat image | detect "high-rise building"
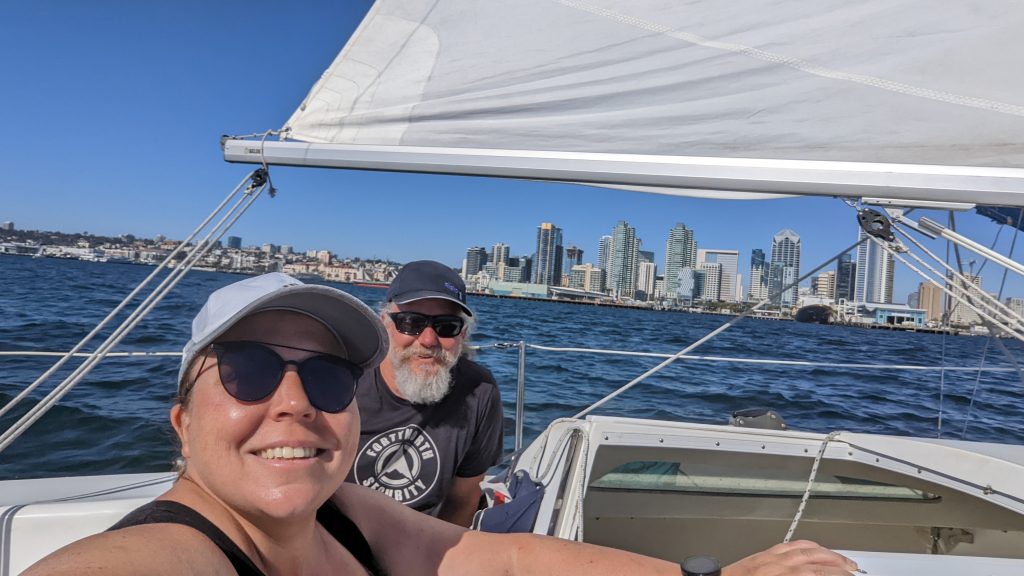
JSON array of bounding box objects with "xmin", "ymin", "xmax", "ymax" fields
[
  {"xmin": 565, "ymin": 245, "xmax": 584, "ymax": 267},
  {"xmin": 812, "ymin": 271, "xmax": 836, "ymax": 300},
  {"xmin": 1006, "ymin": 297, "xmax": 1024, "ymax": 321},
  {"xmin": 489, "ymin": 242, "xmax": 510, "ymax": 281},
  {"xmin": 676, "ymin": 267, "xmax": 701, "ymax": 305},
  {"xmin": 637, "ymin": 261, "xmax": 657, "ymax": 301},
  {"xmin": 769, "ymin": 229, "xmax": 801, "ymax": 306},
  {"xmin": 919, "ymin": 282, "xmax": 944, "ymax": 322},
  {"xmin": 598, "ymin": 235, "xmax": 613, "ymax": 273},
  {"xmin": 834, "ymin": 252, "xmax": 857, "ymax": 303},
  {"xmin": 464, "ymin": 246, "xmax": 488, "ymax": 277},
  {"xmin": 699, "ymin": 262, "xmax": 722, "ymax": 301},
  {"xmin": 569, "ymin": 263, "xmax": 606, "ymax": 293},
  {"xmin": 948, "ymin": 274, "xmax": 984, "ymax": 326},
  {"xmin": 609, "ymin": 221, "xmax": 640, "ymax": 298},
  {"xmin": 227, "ymin": 236, "xmax": 242, "ymax": 249},
  {"xmin": 1, "ymin": 221, "xmax": 14, "ymax": 231},
  {"xmin": 533, "ymin": 222, "xmax": 563, "ymax": 285},
  {"xmin": 280, "ymin": 245, "xmax": 293, "ymax": 255},
  {"xmin": 491, "ymin": 242, "xmax": 510, "ymax": 265},
  {"xmin": 854, "ymin": 229, "xmax": 894, "ymax": 304},
  {"xmin": 748, "ymin": 249, "xmax": 768, "ymax": 302},
  {"xmin": 505, "ymin": 255, "xmax": 532, "ymax": 283},
  {"xmin": 698, "ymin": 249, "xmax": 739, "ymax": 302},
  {"xmin": 907, "ymin": 292, "xmax": 920, "ymax": 309},
  {"xmin": 664, "ymin": 223, "xmax": 697, "ymax": 301}
]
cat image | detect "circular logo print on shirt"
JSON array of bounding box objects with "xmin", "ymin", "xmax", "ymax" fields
[{"xmin": 354, "ymin": 424, "xmax": 440, "ymax": 506}]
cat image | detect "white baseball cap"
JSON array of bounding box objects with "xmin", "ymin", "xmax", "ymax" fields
[{"xmin": 178, "ymin": 272, "xmax": 388, "ymax": 388}]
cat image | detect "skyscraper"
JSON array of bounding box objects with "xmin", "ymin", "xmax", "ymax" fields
[
  {"xmin": 637, "ymin": 261, "xmax": 657, "ymax": 301},
  {"xmin": 532, "ymin": 222, "xmax": 563, "ymax": 285},
  {"xmin": 464, "ymin": 246, "xmax": 488, "ymax": 277},
  {"xmin": 697, "ymin": 249, "xmax": 739, "ymax": 302},
  {"xmin": 677, "ymin": 268, "xmax": 701, "ymax": 305},
  {"xmin": 664, "ymin": 223, "xmax": 697, "ymax": 301},
  {"xmin": 748, "ymin": 249, "xmax": 768, "ymax": 302},
  {"xmin": 491, "ymin": 242, "xmax": 510, "ymax": 265},
  {"xmin": 609, "ymin": 220, "xmax": 640, "ymax": 298},
  {"xmin": 565, "ymin": 245, "xmax": 584, "ymax": 267},
  {"xmin": 834, "ymin": 252, "xmax": 856, "ymax": 303},
  {"xmin": 491, "ymin": 242, "xmax": 510, "ymax": 281},
  {"xmin": 812, "ymin": 271, "xmax": 836, "ymax": 299},
  {"xmin": 598, "ymin": 235, "xmax": 612, "ymax": 272},
  {"xmin": 948, "ymin": 274, "xmax": 983, "ymax": 326},
  {"xmin": 854, "ymin": 229, "xmax": 894, "ymax": 304},
  {"xmin": 769, "ymin": 229, "xmax": 801, "ymax": 306},
  {"xmin": 699, "ymin": 262, "xmax": 722, "ymax": 301},
  {"xmin": 227, "ymin": 236, "xmax": 242, "ymax": 249}
]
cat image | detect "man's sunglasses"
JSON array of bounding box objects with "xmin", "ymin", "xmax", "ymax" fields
[
  {"xmin": 207, "ymin": 341, "xmax": 362, "ymax": 413},
  {"xmin": 387, "ymin": 311, "xmax": 465, "ymax": 338}
]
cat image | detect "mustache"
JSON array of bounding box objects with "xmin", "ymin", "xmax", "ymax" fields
[{"xmin": 395, "ymin": 345, "xmax": 452, "ymax": 363}]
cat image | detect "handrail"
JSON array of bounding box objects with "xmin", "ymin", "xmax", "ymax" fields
[
  {"xmin": 5, "ymin": 342, "xmax": 1017, "ymax": 456},
  {"xmin": 7, "ymin": 343, "xmax": 1014, "ymax": 371}
]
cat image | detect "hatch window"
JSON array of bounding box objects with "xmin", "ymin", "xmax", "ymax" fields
[{"xmin": 590, "ymin": 460, "xmax": 939, "ymax": 501}]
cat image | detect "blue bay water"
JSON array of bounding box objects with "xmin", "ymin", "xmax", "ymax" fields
[{"xmin": 2, "ymin": 254, "xmax": 1024, "ymax": 480}]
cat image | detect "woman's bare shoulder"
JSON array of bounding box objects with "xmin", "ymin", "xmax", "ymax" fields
[{"xmin": 22, "ymin": 522, "xmax": 235, "ymax": 576}]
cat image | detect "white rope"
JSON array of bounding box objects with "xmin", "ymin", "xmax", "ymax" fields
[
  {"xmin": 573, "ymin": 429, "xmax": 592, "ymax": 542},
  {"xmin": 528, "ymin": 418, "xmax": 589, "ymax": 485},
  {"xmin": 0, "ymin": 175, "xmax": 268, "ymax": 454},
  {"xmin": 783, "ymin": 431, "xmax": 842, "ymax": 543}
]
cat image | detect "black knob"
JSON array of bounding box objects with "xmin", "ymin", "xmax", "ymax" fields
[{"xmin": 682, "ymin": 555, "xmax": 721, "ymax": 576}]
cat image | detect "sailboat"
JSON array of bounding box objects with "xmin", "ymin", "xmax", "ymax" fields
[{"xmin": 4, "ymin": 1, "xmax": 1024, "ymax": 573}]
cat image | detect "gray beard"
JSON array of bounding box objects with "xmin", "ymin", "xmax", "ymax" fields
[{"xmin": 389, "ymin": 345, "xmax": 459, "ymax": 405}]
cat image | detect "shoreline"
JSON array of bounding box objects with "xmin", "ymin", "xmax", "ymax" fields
[{"xmin": 4, "ymin": 253, "xmax": 978, "ymax": 336}]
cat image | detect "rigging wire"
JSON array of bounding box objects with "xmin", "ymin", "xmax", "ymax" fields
[
  {"xmin": 891, "ymin": 226, "xmax": 1021, "ymax": 333},
  {"xmin": 0, "ymin": 171, "xmax": 255, "ymax": 422},
  {"xmin": 871, "ymin": 236, "xmax": 1024, "ymax": 343},
  {"xmin": 938, "ymin": 217, "xmax": 951, "ymax": 437},
  {"xmin": 0, "ymin": 172, "xmax": 270, "ymax": 455},
  {"xmin": 572, "ymin": 234, "xmax": 870, "ymax": 419},
  {"xmin": 962, "ymin": 208, "xmax": 1024, "ymax": 439}
]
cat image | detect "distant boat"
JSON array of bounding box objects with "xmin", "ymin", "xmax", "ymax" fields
[{"xmin": 794, "ymin": 304, "xmax": 833, "ymax": 324}]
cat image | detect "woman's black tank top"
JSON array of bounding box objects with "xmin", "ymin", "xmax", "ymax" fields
[{"xmin": 107, "ymin": 499, "xmax": 385, "ymax": 576}]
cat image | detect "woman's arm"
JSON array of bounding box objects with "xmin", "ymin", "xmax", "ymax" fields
[
  {"xmin": 21, "ymin": 524, "xmax": 236, "ymax": 576},
  {"xmin": 335, "ymin": 484, "xmax": 857, "ymax": 576}
]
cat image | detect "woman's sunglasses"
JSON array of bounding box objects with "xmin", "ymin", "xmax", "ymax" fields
[
  {"xmin": 207, "ymin": 341, "xmax": 362, "ymax": 413},
  {"xmin": 387, "ymin": 311, "xmax": 465, "ymax": 338}
]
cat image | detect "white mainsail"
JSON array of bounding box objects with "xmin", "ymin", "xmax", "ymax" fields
[{"xmin": 223, "ymin": 0, "xmax": 1024, "ymax": 206}]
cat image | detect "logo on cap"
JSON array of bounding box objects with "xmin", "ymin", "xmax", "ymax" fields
[{"xmin": 443, "ymin": 281, "xmax": 464, "ymax": 301}]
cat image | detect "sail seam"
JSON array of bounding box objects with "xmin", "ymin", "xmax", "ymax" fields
[{"xmin": 553, "ymin": 0, "xmax": 1024, "ymax": 118}]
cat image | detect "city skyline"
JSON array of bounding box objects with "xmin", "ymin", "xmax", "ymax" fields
[{"xmin": 2, "ymin": 3, "xmax": 1022, "ymax": 305}]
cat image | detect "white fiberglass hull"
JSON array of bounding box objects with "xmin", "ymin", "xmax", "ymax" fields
[{"xmin": 514, "ymin": 416, "xmax": 1024, "ymax": 574}]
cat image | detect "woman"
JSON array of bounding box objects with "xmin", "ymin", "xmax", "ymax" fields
[{"xmin": 25, "ymin": 273, "xmax": 858, "ymax": 576}]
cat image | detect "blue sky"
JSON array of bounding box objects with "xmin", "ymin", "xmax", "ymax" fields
[{"xmin": 2, "ymin": 1, "xmax": 1021, "ymax": 303}]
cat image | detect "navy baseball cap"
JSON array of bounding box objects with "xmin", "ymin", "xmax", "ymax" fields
[{"xmin": 386, "ymin": 260, "xmax": 473, "ymax": 317}]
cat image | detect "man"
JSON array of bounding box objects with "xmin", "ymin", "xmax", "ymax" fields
[{"xmin": 348, "ymin": 260, "xmax": 504, "ymax": 527}]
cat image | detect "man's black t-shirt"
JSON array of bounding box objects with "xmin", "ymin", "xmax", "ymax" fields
[{"xmin": 348, "ymin": 357, "xmax": 504, "ymax": 516}]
